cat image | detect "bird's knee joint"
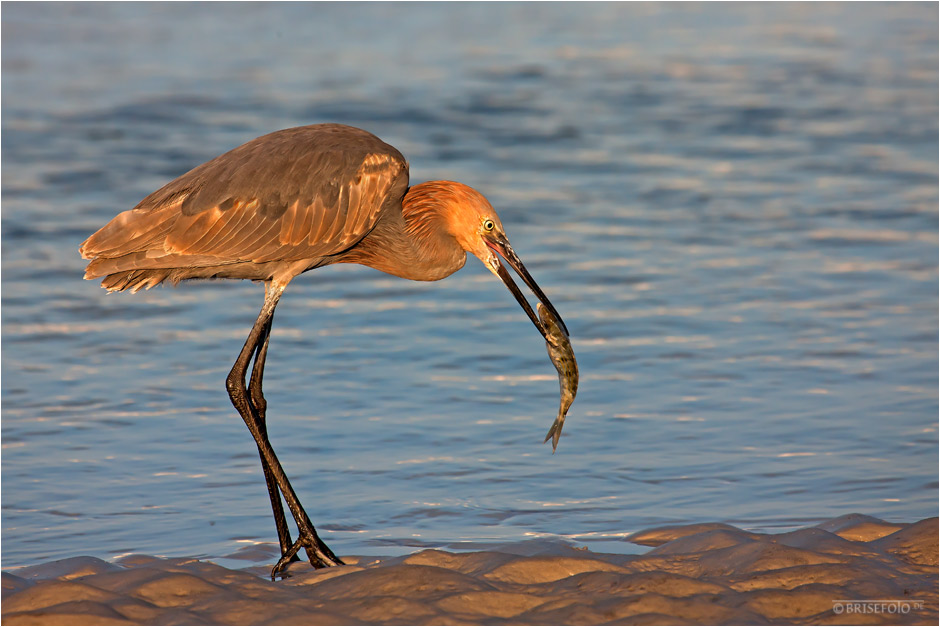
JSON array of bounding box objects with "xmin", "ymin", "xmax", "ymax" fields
[{"xmin": 226, "ymin": 375, "xmax": 245, "ymax": 398}]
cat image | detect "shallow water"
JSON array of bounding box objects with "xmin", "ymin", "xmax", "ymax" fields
[{"xmin": 2, "ymin": 3, "xmax": 937, "ymax": 570}]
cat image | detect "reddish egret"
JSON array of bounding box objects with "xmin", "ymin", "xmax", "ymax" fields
[{"xmin": 80, "ymin": 123, "xmax": 569, "ymax": 578}]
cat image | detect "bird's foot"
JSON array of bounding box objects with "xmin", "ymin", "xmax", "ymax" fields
[{"xmin": 271, "ymin": 531, "xmax": 344, "ymax": 579}]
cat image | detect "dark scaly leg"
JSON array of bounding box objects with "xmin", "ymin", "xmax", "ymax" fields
[
  {"xmin": 247, "ymin": 306, "xmax": 298, "ymax": 563},
  {"xmin": 226, "ymin": 281, "xmax": 344, "ymax": 579}
]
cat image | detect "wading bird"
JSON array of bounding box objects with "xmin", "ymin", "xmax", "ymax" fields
[{"xmin": 80, "ymin": 123, "xmax": 569, "ymax": 578}]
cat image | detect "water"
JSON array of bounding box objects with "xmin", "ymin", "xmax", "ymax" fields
[{"xmin": 2, "ymin": 3, "xmax": 936, "ymax": 571}]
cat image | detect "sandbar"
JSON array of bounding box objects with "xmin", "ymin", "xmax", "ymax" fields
[{"xmin": 2, "ymin": 514, "xmax": 936, "ymax": 625}]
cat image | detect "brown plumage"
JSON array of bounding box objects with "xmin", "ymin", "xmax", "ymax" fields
[
  {"xmin": 81, "ymin": 125, "xmax": 410, "ymax": 290},
  {"xmin": 80, "ymin": 123, "xmax": 572, "ymax": 579}
]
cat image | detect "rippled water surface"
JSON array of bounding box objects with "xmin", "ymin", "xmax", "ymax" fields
[{"xmin": 2, "ymin": 3, "xmax": 937, "ymax": 570}]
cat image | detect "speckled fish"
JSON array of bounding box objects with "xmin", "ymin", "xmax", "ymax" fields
[{"xmin": 538, "ymin": 303, "xmax": 578, "ymax": 452}]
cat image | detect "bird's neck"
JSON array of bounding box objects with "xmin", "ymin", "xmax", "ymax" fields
[{"xmin": 341, "ymin": 182, "xmax": 467, "ymax": 282}]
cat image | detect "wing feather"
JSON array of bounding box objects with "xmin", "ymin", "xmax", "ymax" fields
[
  {"xmin": 294, "ymin": 199, "xmax": 315, "ymax": 247},
  {"xmin": 165, "ymin": 207, "xmax": 228, "ymax": 253},
  {"xmin": 184, "ymin": 208, "xmax": 230, "ymax": 251},
  {"xmin": 80, "ymin": 201, "xmax": 179, "ymax": 259},
  {"xmin": 344, "ymin": 182, "xmax": 363, "ymax": 243},
  {"xmin": 221, "ymin": 215, "xmax": 283, "ymax": 261},
  {"xmin": 277, "ymin": 199, "xmax": 302, "ymax": 246},
  {"xmin": 197, "ymin": 199, "xmax": 255, "ymax": 252},
  {"xmin": 322, "ymin": 184, "xmax": 348, "ymax": 243},
  {"xmin": 304, "ymin": 193, "xmax": 329, "ymax": 247}
]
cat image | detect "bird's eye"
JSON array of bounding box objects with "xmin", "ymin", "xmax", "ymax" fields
[{"xmin": 482, "ymin": 219, "xmax": 495, "ymax": 232}]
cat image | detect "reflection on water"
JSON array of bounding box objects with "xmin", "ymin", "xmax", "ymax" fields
[{"xmin": 2, "ymin": 3, "xmax": 937, "ymax": 569}]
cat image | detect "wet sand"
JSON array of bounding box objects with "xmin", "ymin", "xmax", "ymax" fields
[{"xmin": 2, "ymin": 514, "xmax": 936, "ymax": 625}]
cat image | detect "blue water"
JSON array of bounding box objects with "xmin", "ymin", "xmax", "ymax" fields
[{"xmin": 2, "ymin": 3, "xmax": 937, "ymax": 570}]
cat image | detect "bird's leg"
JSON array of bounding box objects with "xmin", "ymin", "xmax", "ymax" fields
[
  {"xmin": 226, "ymin": 281, "xmax": 344, "ymax": 578},
  {"xmin": 248, "ymin": 313, "xmax": 298, "ymax": 563}
]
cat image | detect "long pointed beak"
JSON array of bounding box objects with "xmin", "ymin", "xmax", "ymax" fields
[{"xmin": 485, "ymin": 235, "xmax": 569, "ymax": 339}]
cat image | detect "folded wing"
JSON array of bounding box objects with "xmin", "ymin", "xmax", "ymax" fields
[{"xmin": 80, "ymin": 124, "xmax": 409, "ymax": 291}]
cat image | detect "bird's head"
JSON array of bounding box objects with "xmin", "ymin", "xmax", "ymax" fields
[{"xmin": 425, "ymin": 181, "xmax": 569, "ymax": 339}]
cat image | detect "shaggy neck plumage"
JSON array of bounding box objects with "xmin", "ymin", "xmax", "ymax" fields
[{"xmin": 340, "ymin": 181, "xmax": 467, "ymax": 281}]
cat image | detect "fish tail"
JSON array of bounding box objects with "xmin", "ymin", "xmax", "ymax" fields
[{"xmin": 543, "ymin": 412, "xmax": 566, "ymax": 453}]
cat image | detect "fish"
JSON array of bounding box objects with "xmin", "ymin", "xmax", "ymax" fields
[{"xmin": 538, "ymin": 302, "xmax": 578, "ymax": 452}]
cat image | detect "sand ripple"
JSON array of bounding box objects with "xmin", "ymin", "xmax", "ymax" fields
[{"xmin": 3, "ymin": 515, "xmax": 936, "ymax": 625}]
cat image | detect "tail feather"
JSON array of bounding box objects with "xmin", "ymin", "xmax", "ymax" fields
[
  {"xmin": 85, "ymin": 253, "xmax": 242, "ymax": 292},
  {"xmin": 99, "ymin": 269, "xmax": 172, "ymax": 293},
  {"xmin": 84, "ymin": 252, "xmax": 233, "ymax": 280}
]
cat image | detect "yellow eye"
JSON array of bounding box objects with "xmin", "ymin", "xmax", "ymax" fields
[{"xmin": 482, "ymin": 219, "xmax": 495, "ymax": 232}]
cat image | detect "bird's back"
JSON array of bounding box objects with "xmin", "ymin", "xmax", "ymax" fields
[{"xmin": 81, "ymin": 124, "xmax": 410, "ymax": 292}]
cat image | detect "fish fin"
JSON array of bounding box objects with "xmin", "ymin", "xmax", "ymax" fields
[
  {"xmin": 543, "ymin": 414, "xmax": 565, "ymax": 453},
  {"xmin": 543, "ymin": 424, "xmax": 555, "ymax": 445}
]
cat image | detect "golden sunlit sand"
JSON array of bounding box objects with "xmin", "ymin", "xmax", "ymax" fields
[{"xmin": 2, "ymin": 515, "xmax": 935, "ymax": 625}]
